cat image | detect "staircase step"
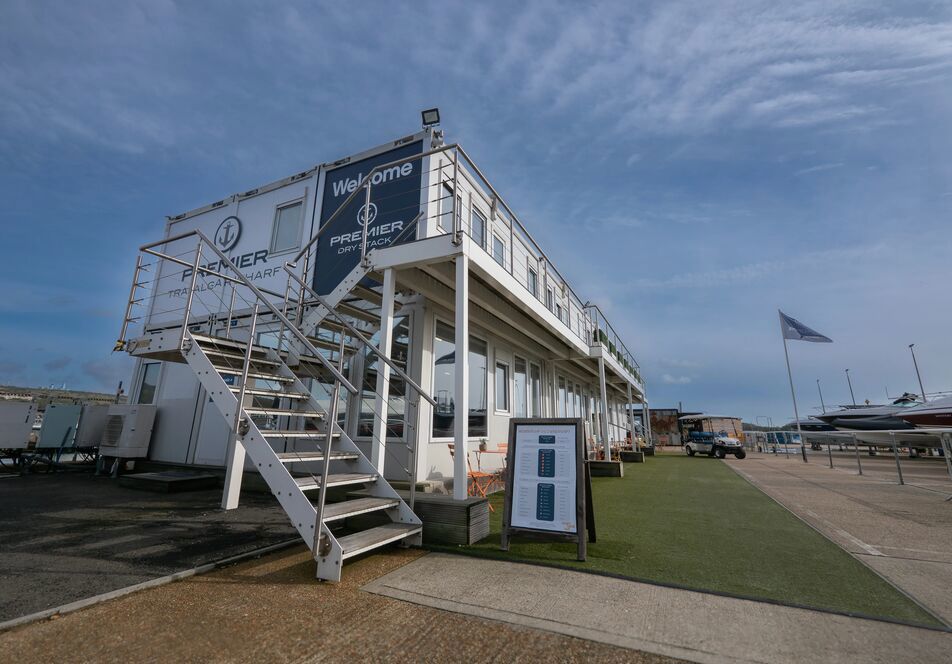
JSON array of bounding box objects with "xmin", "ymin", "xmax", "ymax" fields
[
  {"xmin": 230, "ymin": 387, "xmax": 308, "ymax": 399},
  {"xmin": 336, "ymin": 302, "xmax": 380, "ymax": 324},
  {"xmin": 295, "ymin": 472, "xmax": 378, "ymax": 491},
  {"xmin": 338, "ymin": 523, "xmax": 422, "ymax": 559},
  {"xmin": 216, "ymin": 367, "xmax": 294, "ymax": 382},
  {"xmin": 275, "ymin": 451, "xmax": 358, "ymax": 463},
  {"xmin": 203, "ymin": 348, "xmax": 280, "ymax": 366},
  {"xmin": 350, "ymin": 285, "xmax": 383, "ymax": 306},
  {"xmin": 305, "ymin": 336, "xmax": 360, "ymax": 354},
  {"xmin": 258, "ymin": 430, "xmax": 341, "ymax": 439},
  {"xmin": 245, "ymin": 407, "xmax": 325, "ymax": 419},
  {"xmin": 321, "ymin": 497, "xmax": 399, "ymax": 522},
  {"xmin": 192, "ymin": 334, "xmax": 271, "ymax": 356}
]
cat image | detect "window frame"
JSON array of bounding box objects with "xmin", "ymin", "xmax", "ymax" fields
[
  {"xmin": 527, "ymin": 264, "xmax": 538, "ymax": 298},
  {"xmin": 269, "ymin": 197, "xmax": 306, "ymax": 257},
  {"xmin": 513, "ymin": 355, "xmax": 528, "ymax": 418},
  {"xmin": 492, "ymin": 232, "xmax": 506, "ymax": 267},
  {"xmin": 430, "ymin": 317, "xmax": 490, "ymax": 441},
  {"xmin": 471, "ymin": 206, "xmax": 487, "ymax": 250},
  {"xmin": 494, "ymin": 359, "xmax": 511, "ymax": 414},
  {"xmin": 136, "ymin": 362, "xmax": 161, "ymax": 405}
]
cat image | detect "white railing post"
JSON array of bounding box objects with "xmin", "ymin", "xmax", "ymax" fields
[
  {"xmin": 371, "ymin": 268, "xmax": 396, "ymax": 474},
  {"xmin": 453, "ymin": 254, "xmax": 470, "ymax": 500},
  {"xmin": 221, "ymin": 303, "xmax": 258, "ymax": 510}
]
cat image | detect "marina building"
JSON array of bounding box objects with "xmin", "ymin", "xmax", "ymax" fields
[{"xmin": 116, "ymin": 119, "xmax": 646, "ymax": 579}]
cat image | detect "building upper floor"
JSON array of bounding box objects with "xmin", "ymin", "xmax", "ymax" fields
[{"xmin": 143, "ymin": 123, "xmax": 643, "ymax": 395}]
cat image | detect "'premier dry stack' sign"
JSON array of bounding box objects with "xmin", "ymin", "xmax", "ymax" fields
[
  {"xmin": 313, "ymin": 140, "xmax": 423, "ymax": 295},
  {"xmin": 502, "ymin": 418, "xmax": 595, "ymax": 561}
]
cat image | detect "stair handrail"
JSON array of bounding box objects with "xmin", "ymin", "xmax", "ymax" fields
[
  {"xmin": 282, "ymin": 266, "xmax": 438, "ymax": 408},
  {"xmin": 133, "ymin": 229, "xmax": 358, "ymax": 395}
]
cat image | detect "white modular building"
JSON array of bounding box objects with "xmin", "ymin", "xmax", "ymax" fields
[{"xmin": 117, "ymin": 123, "xmax": 647, "ymax": 579}]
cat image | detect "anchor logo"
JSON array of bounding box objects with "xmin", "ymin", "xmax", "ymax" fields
[
  {"xmin": 357, "ymin": 203, "xmax": 378, "ymax": 227},
  {"xmin": 214, "ymin": 216, "xmax": 241, "ymax": 252}
]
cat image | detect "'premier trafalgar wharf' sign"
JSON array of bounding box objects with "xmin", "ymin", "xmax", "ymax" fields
[{"xmin": 313, "ymin": 140, "xmax": 424, "ymax": 295}]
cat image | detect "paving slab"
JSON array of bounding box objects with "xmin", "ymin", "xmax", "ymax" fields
[
  {"xmin": 0, "ymin": 471, "xmax": 296, "ymax": 622},
  {"xmin": 0, "ymin": 546, "xmax": 676, "ymax": 664},
  {"xmin": 726, "ymin": 454, "xmax": 952, "ymax": 625},
  {"xmin": 364, "ymin": 552, "xmax": 952, "ymax": 664}
]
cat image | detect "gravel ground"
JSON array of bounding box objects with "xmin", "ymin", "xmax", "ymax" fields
[{"xmin": 0, "ymin": 545, "xmax": 683, "ymax": 663}]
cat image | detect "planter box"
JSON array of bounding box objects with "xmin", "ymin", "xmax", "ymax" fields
[
  {"xmin": 588, "ymin": 460, "xmax": 624, "ymax": 477},
  {"xmin": 620, "ymin": 451, "xmax": 645, "ymax": 463}
]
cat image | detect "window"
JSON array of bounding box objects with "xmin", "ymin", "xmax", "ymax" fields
[
  {"xmin": 527, "ymin": 266, "xmax": 538, "ymax": 298},
  {"xmin": 358, "ymin": 317, "xmax": 409, "ymax": 439},
  {"xmin": 438, "ymin": 183, "xmax": 454, "ymax": 230},
  {"xmin": 575, "ymin": 384, "xmax": 583, "ymax": 419},
  {"xmin": 431, "ymin": 321, "xmax": 488, "ymax": 438},
  {"xmin": 471, "ymin": 208, "xmax": 486, "ymax": 249},
  {"xmin": 555, "ymin": 302, "xmax": 563, "ymax": 322},
  {"xmin": 567, "ymin": 382, "xmax": 576, "ymax": 416},
  {"xmin": 137, "ymin": 363, "xmax": 160, "ymax": 405},
  {"xmin": 495, "ymin": 361, "xmax": 510, "ymax": 412},
  {"xmin": 492, "ymin": 234, "xmax": 505, "ymax": 266},
  {"xmin": 546, "ymin": 287, "xmax": 554, "ymax": 311},
  {"xmin": 270, "ymin": 201, "xmax": 303, "ymax": 255},
  {"xmin": 557, "ymin": 377, "xmax": 567, "ymax": 417},
  {"xmin": 529, "ymin": 363, "xmax": 542, "ymax": 417},
  {"xmin": 514, "ymin": 357, "xmax": 527, "ymax": 417}
]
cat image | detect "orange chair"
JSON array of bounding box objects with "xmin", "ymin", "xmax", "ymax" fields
[{"xmin": 448, "ymin": 443, "xmax": 496, "ymax": 511}]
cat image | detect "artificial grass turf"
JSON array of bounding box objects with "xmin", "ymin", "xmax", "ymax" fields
[{"xmin": 429, "ymin": 454, "xmax": 943, "ymax": 627}]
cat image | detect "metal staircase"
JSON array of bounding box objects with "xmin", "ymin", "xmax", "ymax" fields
[
  {"xmin": 117, "ymin": 229, "xmax": 434, "ymax": 582},
  {"xmin": 183, "ymin": 331, "xmax": 420, "ymax": 581}
]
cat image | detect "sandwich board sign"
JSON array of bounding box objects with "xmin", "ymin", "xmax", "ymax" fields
[{"xmin": 501, "ymin": 418, "xmax": 595, "ymax": 561}]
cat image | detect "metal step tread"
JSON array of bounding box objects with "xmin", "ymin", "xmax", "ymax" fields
[
  {"xmin": 246, "ymin": 407, "xmax": 325, "ymax": 418},
  {"xmin": 216, "ymin": 367, "xmax": 293, "ymax": 382},
  {"xmin": 275, "ymin": 450, "xmax": 358, "ymax": 463},
  {"xmin": 203, "ymin": 348, "xmax": 280, "ymax": 366},
  {"xmin": 338, "ymin": 523, "xmax": 422, "ymax": 559},
  {"xmin": 295, "ymin": 472, "xmax": 378, "ymax": 491},
  {"xmin": 350, "ymin": 285, "xmax": 383, "ymax": 306},
  {"xmin": 321, "ymin": 497, "xmax": 400, "ymax": 522},
  {"xmin": 336, "ymin": 302, "xmax": 380, "ymax": 324},
  {"xmin": 259, "ymin": 430, "xmax": 341, "ymax": 439},
  {"xmin": 192, "ymin": 334, "xmax": 271, "ymax": 356},
  {"xmin": 230, "ymin": 387, "xmax": 308, "ymax": 399},
  {"xmin": 305, "ymin": 336, "xmax": 359, "ymax": 354}
]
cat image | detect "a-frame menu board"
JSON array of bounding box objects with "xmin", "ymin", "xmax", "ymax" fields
[{"xmin": 501, "ymin": 418, "xmax": 595, "ymax": 561}]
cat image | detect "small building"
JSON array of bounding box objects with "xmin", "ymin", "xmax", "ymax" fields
[{"xmin": 115, "ymin": 120, "xmax": 647, "ymax": 577}]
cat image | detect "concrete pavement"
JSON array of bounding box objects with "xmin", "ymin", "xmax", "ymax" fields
[
  {"xmin": 364, "ymin": 552, "xmax": 951, "ymax": 664},
  {"xmin": 726, "ymin": 453, "xmax": 952, "ymax": 626},
  {"xmin": 0, "ymin": 546, "xmax": 674, "ymax": 664}
]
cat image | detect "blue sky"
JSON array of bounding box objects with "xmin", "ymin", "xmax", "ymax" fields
[{"xmin": 1, "ymin": 1, "xmax": 950, "ymax": 422}]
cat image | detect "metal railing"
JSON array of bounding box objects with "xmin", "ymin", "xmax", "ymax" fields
[
  {"xmin": 285, "ymin": 142, "xmax": 641, "ymax": 373},
  {"xmin": 115, "ymin": 230, "xmax": 438, "ymax": 521}
]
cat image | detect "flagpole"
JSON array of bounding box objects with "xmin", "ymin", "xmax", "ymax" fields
[{"xmin": 780, "ymin": 312, "xmax": 808, "ymax": 463}]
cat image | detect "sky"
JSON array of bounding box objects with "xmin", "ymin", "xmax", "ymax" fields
[{"xmin": 1, "ymin": 0, "xmax": 951, "ymax": 423}]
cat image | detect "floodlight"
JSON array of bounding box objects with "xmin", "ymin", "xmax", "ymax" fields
[{"xmin": 421, "ymin": 108, "xmax": 441, "ymax": 127}]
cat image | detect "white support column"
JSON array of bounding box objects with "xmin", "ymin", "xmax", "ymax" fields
[
  {"xmin": 453, "ymin": 256, "xmax": 470, "ymax": 500},
  {"xmin": 626, "ymin": 382, "xmax": 637, "ymax": 450},
  {"xmin": 371, "ymin": 268, "xmax": 396, "ymax": 475},
  {"xmin": 598, "ymin": 356, "xmax": 611, "ymax": 461}
]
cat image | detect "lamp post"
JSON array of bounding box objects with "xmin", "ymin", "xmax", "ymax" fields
[
  {"xmin": 845, "ymin": 369, "xmax": 856, "ymax": 406},
  {"xmin": 909, "ymin": 344, "xmax": 927, "ymax": 403},
  {"xmin": 817, "ymin": 378, "xmax": 826, "ymax": 413}
]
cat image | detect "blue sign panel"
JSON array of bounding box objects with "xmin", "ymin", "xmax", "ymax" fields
[{"xmin": 313, "ymin": 140, "xmax": 424, "ymax": 295}]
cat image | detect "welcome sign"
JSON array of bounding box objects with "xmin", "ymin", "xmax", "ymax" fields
[{"xmin": 313, "ymin": 140, "xmax": 424, "ymax": 294}]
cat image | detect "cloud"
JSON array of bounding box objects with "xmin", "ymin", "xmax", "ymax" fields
[
  {"xmin": 794, "ymin": 162, "xmax": 844, "ymax": 176},
  {"xmin": 0, "ymin": 360, "xmax": 26, "ymax": 377},
  {"xmin": 43, "ymin": 357, "xmax": 72, "ymax": 371},
  {"xmin": 662, "ymin": 374, "xmax": 692, "ymax": 385}
]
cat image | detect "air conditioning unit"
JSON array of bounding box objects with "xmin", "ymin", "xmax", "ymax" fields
[
  {"xmin": 0, "ymin": 401, "xmax": 37, "ymax": 450},
  {"xmin": 100, "ymin": 404, "xmax": 157, "ymax": 459}
]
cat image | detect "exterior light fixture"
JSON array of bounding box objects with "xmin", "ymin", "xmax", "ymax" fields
[{"xmin": 421, "ymin": 107, "xmax": 441, "ymax": 128}]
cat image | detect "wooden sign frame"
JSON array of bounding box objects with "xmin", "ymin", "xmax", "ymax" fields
[{"xmin": 500, "ymin": 418, "xmax": 595, "ymax": 561}]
